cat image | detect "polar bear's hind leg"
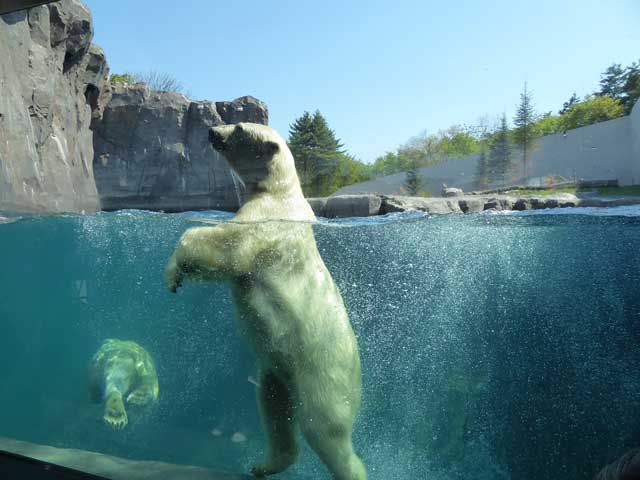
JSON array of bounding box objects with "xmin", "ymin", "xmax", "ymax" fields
[
  {"xmin": 300, "ymin": 415, "xmax": 366, "ymax": 480},
  {"xmin": 251, "ymin": 371, "xmax": 299, "ymax": 477}
]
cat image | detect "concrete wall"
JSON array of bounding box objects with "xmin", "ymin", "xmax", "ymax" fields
[
  {"xmin": 336, "ymin": 154, "xmax": 481, "ymax": 195},
  {"xmin": 337, "ymin": 99, "xmax": 639, "ymax": 195},
  {"xmin": 527, "ymin": 116, "xmax": 632, "ymax": 185},
  {"xmin": 632, "ymin": 100, "xmax": 640, "ymax": 184}
]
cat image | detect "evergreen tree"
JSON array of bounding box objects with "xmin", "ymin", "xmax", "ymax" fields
[
  {"xmin": 404, "ymin": 160, "xmax": 423, "ymax": 196},
  {"xmin": 488, "ymin": 114, "xmax": 512, "ymax": 184},
  {"xmin": 598, "ymin": 63, "xmax": 626, "ymax": 99},
  {"xmin": 288, "ymin": 112, "xmax": 315, "ymax": 192},
  {"xmin": 474, "ymin": 147, "xmax": 490, "ymax": 190},
  {"xmin": 287, "ymin": 110, "xmax": 345, "ymax": 196},
  {"xmin": 559, "ymin": 93, "xmax": 580, "ymax": 115},
  {"xmin": 622, "ymin": 60, "xmax": 640, "ymax": 114},
  {"xmin": 513, "ymin": 83, "xmax": 539, "ymax": 180}
]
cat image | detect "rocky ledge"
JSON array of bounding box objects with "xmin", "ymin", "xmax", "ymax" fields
[
  {"xmin": 93, "ymin": 84, "xmax": 268, "ymax": 213},
  {"xmin": 308, "ymin": 193, "xmax": 640, "ymax": 218}
]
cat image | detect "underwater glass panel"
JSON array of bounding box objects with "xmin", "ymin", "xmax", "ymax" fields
[{"xmin": 1, "ymin": 208, "xmax": 639, "ymax": 479}]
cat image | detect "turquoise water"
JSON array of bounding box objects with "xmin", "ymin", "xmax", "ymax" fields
[{"xmin": 1, "ymin": 208, "xmax": 640, "ymax": 479}]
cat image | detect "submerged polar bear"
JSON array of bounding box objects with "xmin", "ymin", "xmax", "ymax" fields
[{"xmin": 164, "ymin": 123, "xmax": 366, "ymax": 479}]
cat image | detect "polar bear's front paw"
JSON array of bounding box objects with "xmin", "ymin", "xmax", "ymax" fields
[{"xmin": 103, "ymin": 392, "xmax": 128, "ymax": 430}]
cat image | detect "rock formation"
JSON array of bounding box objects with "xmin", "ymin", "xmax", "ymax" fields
[
  {"xmin": 0, "ymin": 0, "xmax": 110, "ymax": 213},
  {"xmin": 92, "ymin": 85, "xmax": 268, "ymax": 212}
]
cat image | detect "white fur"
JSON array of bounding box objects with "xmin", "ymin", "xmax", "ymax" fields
[{"xmin": 165, "ymin": 123, "xmax": 366, "ymax": 479}]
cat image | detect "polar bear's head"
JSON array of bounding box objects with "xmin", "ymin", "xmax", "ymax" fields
[{"xmin": 209, "ymin": 123, "xmax": 301, "ymax": 196}]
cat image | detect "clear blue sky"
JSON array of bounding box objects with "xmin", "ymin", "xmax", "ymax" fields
[{"xmin": 85, "ymin": 0, "xmax": 640, "ymax": 163}]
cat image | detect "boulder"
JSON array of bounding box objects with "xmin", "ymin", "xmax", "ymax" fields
[
  {"xmin": 381, "ymin": 196, "xmax": 462, "ymax": 214},
  {"xmin": 0, "ymin": 0, "xmax": 110, "ymax": 213},
  {"xmin": 92, "ymin": 84, "xmax": 268, "ymax": 212},
  {"xmin": 322, "ymin": 194, "xmax": 382, "ymax": 218},
  {"xmin": 458, "ymin": 198, "xmax": 485, "ymax": 213},
  {"xmin": 442, "ymin": 187, "xmax": 464, "ymax": 197}
]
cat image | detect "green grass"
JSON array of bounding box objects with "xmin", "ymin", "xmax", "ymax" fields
[
  {"xmin": 503, "ymin": 187, "xmax": 581, "ymax": 196},
  {"xmin": 596, "ymin": 186, "xmax": 640, "ymax": 196},
  {"xmin": 501, "ymin": 186, "xmax": 640, "ymax": 197}
]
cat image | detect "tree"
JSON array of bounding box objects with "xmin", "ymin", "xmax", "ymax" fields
[
  {"xmin": 334, "ymin": 153, "xmax": 371, "ymax": 188},
  {"xmin": 288, "ymin": 110, "xmax": 347, "ymax": 197},
  {"xmin": 622, "ymin": 61, "xmax": 640, "ymax": 114},
  {"xmin": 474, "ymin": 147, "xmax": 490, "ymax": 190},
  {"xmin": 535, "ymin": 113, "xmax": 563, "ymax": 136},
  {"xmin": 559, "ymin": 93, "xmax": 580, "ymax": 115},
  {"xmin": 596, "ymin": 61, "xmax": 640, "ymax": 114},
  {"xmin": 288, "ymin": 112, "xmax": 315, "ymax": 191},
  {"xmin": 368, "ymin": 124, "xmax": 482, "ymax": 180},
  {"xmin": 598, "ymin": 63, "xmax": 626, "ymax": 99},
  {"xmin": 512, "ymin": 83, "xmax": 539, "ymax": 179},
  {"xmin": 558, "ymin": 95, "xmax": 624, "ymax": 130},
  {"xmin": 488, "ymin": 114, "xmax": 513, "ymax": 184},
  {"xmin": 404, "ymin": 159, "xmax": 423, "ymax": 195}
]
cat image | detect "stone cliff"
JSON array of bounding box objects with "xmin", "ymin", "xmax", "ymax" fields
[
  {"xmin": 0, "ymin": 0, "xmax": 268, "ymax": 214},
  {"xmin": 0, "ymin": 0, "xmax": 110, "ymax": 213},
  {"xmin": 92, "ymin": 84, "xmax": 268, "ymax": 212}
]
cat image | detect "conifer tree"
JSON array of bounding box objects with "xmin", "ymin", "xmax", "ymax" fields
[
  {"xmin": 288, "ymin": 110, "xmax": 345, "ymax": 196},
  {"xmin": 559, "ymin": 93, "xmax": 580, "ymax": 115},
  {"xmin": 474, "ymin": 147, "xmax": 490, "ymax": 190},
  {"xmin": 622, "ymin": 61, "xmax": 640, "ymax": 114},
  {"xmin": 488, "ymin": 114, "xmax": 512, "ymax": 184},
  {"xmin": 513, "ymin": 83, "xmax": 539, "ymax": 180},
  {"xmin": 404, "ymin": 160, "xmax": 423, "ymax": 196},
  {"xmin": 598, "ymin": 63, "xmax": 626, "ymax": 99},
  {"xmin": 288, "ymin": 112, "xmax": 315, "ymax": 191}
]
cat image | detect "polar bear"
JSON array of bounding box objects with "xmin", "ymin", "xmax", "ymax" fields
[
  {"xmin": 164, "ymin": 123, "xmax": 366, "ymax": 480},
  {"xmin": 89, "ymin": 339, "xmax": 159, "ymax": 430}
]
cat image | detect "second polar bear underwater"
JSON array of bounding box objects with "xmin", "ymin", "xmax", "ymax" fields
[{"xmin": 165, "ymin": 123, "xmax": 366, "ymax": 480}]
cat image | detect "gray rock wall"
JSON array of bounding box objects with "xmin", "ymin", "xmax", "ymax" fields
[
  {"xmin": 0, "ymin": 0, "xmax": 110, "ymax": 213},
  {"xmin": 92, "ymin": 85, "xmax": 268, "ymax": 212}
]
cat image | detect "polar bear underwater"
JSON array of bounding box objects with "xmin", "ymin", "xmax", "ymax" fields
[{"xmin": 164, "ymin": 123, "xmax": 366, "ymax": 479}]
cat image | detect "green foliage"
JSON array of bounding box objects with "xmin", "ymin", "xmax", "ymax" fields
[
  {"xmin": 534, "ymin": 113, "xmax": 563, "ymax": 136},
  {"xmin": 598, "ymin": 63, "xmax": 626, "ymax": 99},
  {"xmin": 474, "ymin": 148, "xmax": 490, "ymax": 190},
  {"xmin": 370, "ymin": 125, "xmax": 482, "ymax": 179},
  {"xmin": 110, "ymin": 73, "xmax": 136, "ymax": 84},
  {"xmin": 596, "ymin": 185, "xmax": 640, "ymax": 197},
  {"xmin": 597, "ymin": 60, "xmax": 640, "ymax": 114},
  {"xmin": 109, "ymin": 71, "xmax": 186, "ymax": 94},
  {"xmin": 512, "ymin": 83, "xmax": 540, "ymax": 178},
  {"xmin": 487, "ymin": 114, "xmax": 513, "ymax": 184},
  {"xmin": 404, "ymin": 159, "xmax": 423, "ymax": 196},
  {"xmin": 622, "ymin": 61, "xmax": 640, "ymax": 114},
  {"xmin": 557, "ymin": 95, "xmax": 624, "ymax": 130},
  {"xmin": 559, "ymin": 93, "xmax": 580, "ymax": 115},
  {"xmin": 288, "ymin": 111, "xmax": 369, "ymax": 196}
]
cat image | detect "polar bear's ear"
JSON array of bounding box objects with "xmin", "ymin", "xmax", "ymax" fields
[{"xmin": 262, "ymin": 141, "xmax": 279, "ymax": 156}]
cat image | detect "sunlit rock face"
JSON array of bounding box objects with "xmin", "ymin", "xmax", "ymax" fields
[
  {"xmin": 92, "ymin": 85, "xmax": 269, "ymax": 213},
  {"xmin": 0, "ymin": 0, "xmax": 110, "ymax": 214}
]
